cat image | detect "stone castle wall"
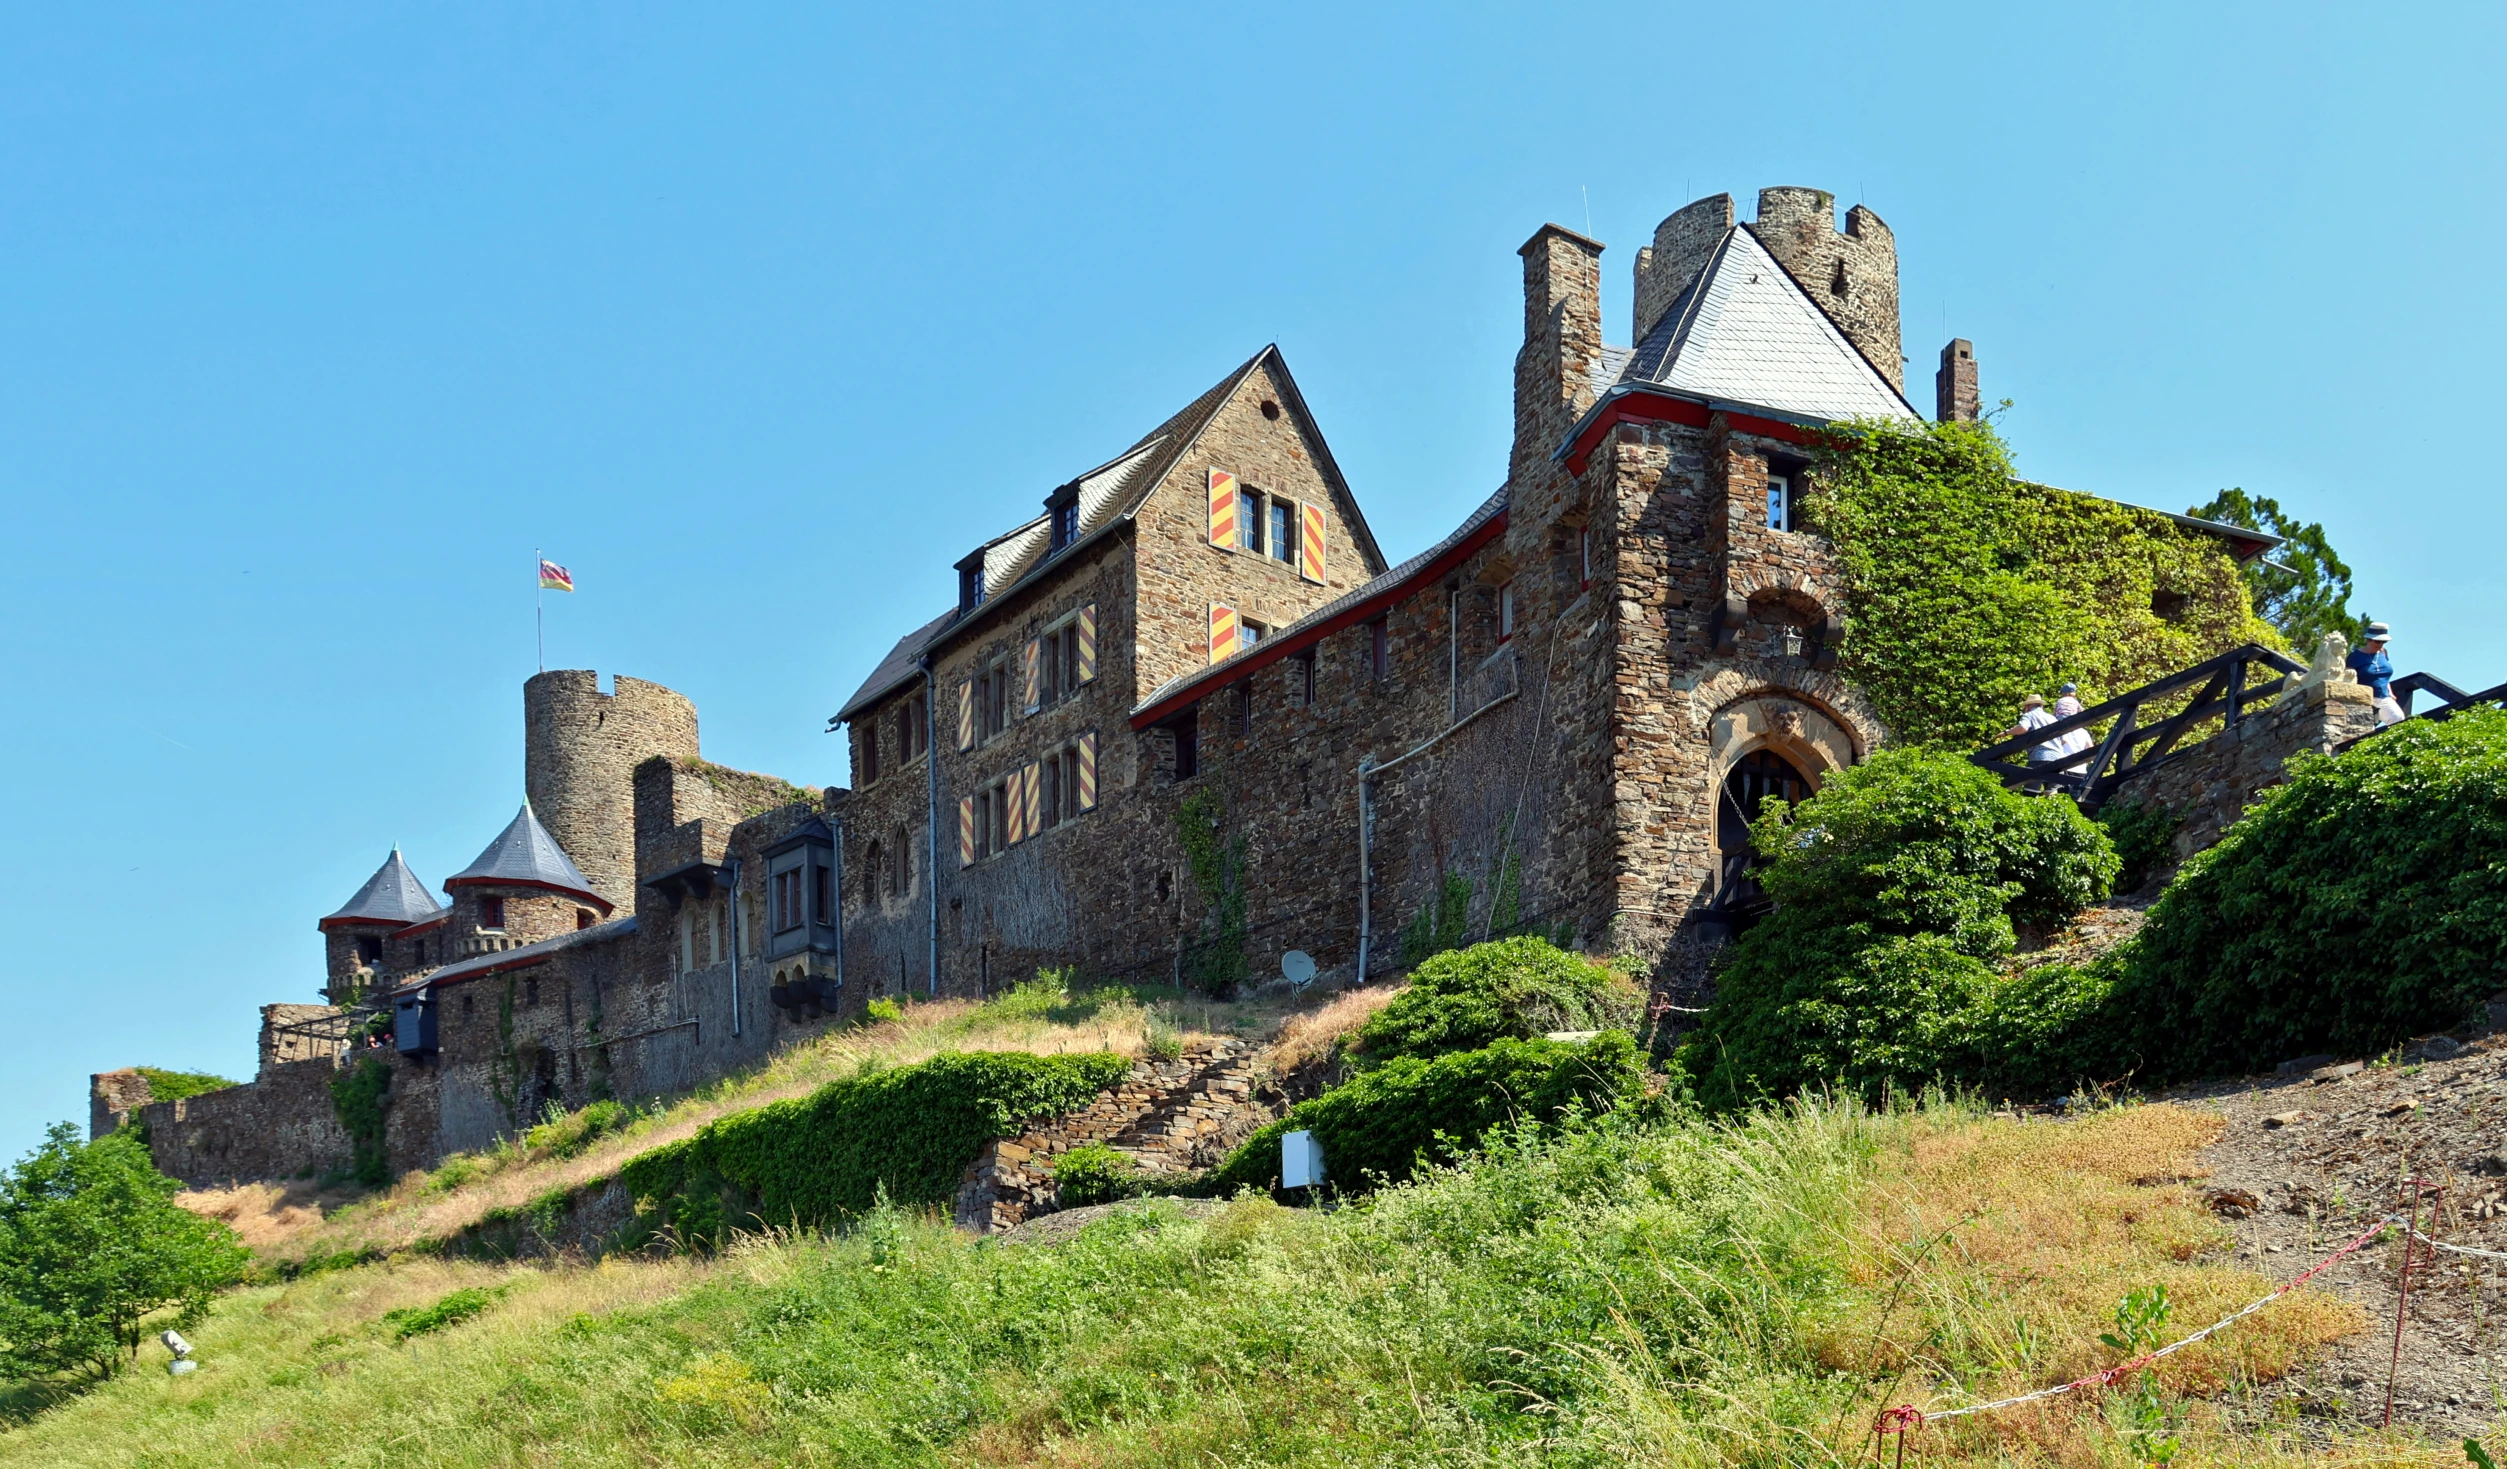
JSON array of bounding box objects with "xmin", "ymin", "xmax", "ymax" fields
[
  {"xmin": 2108, "ymin": 677, "xmax": 2380, "ymax": 864},
  {"xmin": 141, "ymin": 1058, "xmax": 355, "ymax": 1188},
  {"xmin": 526, "ymin": 672, "xmax": 701, "ymax": 913}
]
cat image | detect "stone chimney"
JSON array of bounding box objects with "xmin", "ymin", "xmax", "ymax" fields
[
  {"xmin": 1511, "ymin": 223, "xmax": 1606, "ymax": 491},
  {"xmin": 1936, "ymin": 339, "xmax": 1979, "ymax": 423}
]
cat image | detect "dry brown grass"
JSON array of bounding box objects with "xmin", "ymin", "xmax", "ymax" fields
[
  {"xmin": 1816, "ymin": 1103, "xmax": 2378, "ymax": 1466},
  {"xmin": 1266, "ymin": 981, "xmax": 1401, "ymax": 1076}
]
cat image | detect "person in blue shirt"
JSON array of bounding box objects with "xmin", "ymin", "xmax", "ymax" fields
[{"xmin": 2346, "ymin": 621, "xmax": 2403, "ymax": 726}]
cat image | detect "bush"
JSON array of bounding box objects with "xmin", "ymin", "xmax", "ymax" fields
[
  {"xmin": 0, "ymin": 1124, "xmax": 249, "ymax": 1380},
  {"xmin": 523, "ymin": 1099, "xmax": 635, "ymax": 1161},
  {"xmin": 863, "ymin": 998, "xmax": 903, "ymax": 1024},
  {"xmin": 1202, "ymin": 1032, "xmax": 1646, "ymax": 1194},
  {"xmin": 1354, "ymin": 936, "xmax": 1638, "ymax": 1067},
  {"xmin": 622, "ymin": 1050, "xmax": 1128, "ymax": 1247},
  {"xmin": 132, "ymin": 1068, "xmax": 236, "ymax": 1105},
  {"xmin": 2106, "ymin": 711, "xmax": 2507, "ymax": 1077},
  {"xmin": 1048, "ymin": 1144, "xmax": 1142, "ymax": 1208},
  {"xmin": 383, "ymin": 1286, "xmax": 502, "ymax": 1341},
  {"xmin": 2095, "ymin": 800, "xmax": 2181, "ymax": 894},
  {"xmin": 1679, "ymin": 747, "xmax": 2118, "ymax": 1106}
]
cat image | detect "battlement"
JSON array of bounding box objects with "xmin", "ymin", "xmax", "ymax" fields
[
  {"xmin": 524, "ymin": 671, "xmax": 702, "ymax": 914},
  {"xmin": 1629, "ymin": 187, "xmax": 1903, "ymax": 392}
]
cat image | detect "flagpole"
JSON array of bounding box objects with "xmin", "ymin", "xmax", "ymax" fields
[{"xmin": 535, "ymin": 546, "xmax": 545, "ymax": 673}]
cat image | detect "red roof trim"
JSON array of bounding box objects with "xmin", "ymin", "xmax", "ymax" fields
[
  {"xmin": 1562, "ymin": 389, "xmax": 1822, "ymax": 475},
  {"xmin": 442, "ymin": 875, "xmax": 614, "ymax": 915},
  {"xmin": 1131, "ymin": 507, "xmax": 1511, "ymax": 729},
  {"xmin": 318, "ymin": 916, "xmax": 414, "ymax": 935}
]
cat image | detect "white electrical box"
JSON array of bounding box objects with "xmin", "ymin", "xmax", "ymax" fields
[{"xmin": 1281, "ymin": 1129, "xmax": 1325, "ymax": 1190}]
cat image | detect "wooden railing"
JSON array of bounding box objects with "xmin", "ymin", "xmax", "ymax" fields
[{"xmin": 1969, "ymin": 643, "xmax": 2305, "ymax": 810}]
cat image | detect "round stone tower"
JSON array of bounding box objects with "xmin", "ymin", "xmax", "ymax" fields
[{"xmin": 523, "ymin": 671, "xmax": 700, "ymax": 914}]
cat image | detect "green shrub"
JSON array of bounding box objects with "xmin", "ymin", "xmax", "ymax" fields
[
  {"xmin": 1202, "ymin": 1032, "xmax": 1645, "ymax": 1194},
  {"xmin": 1355, "ymin": 936, "xmax": 1637, "ymax": 1067},
  {"xmin": 1048, "ymin": 1144, "xmax": 1142, "ymax": 1208},
  {"xmin": 383, "ymin": 1286, "xmax": 501, "ymax": 1341},
  {"xmin": 327, "ymin": 1054, "xmax": 392, "ymax": 1188},
  {"xmin": 1813, "ymin": 417, "xmax": 2276, "ymax": 749},
  {"xmin": 1679, "ymin": 747, "xmax": 2118, "ymax": 1106},
  {"xmin": 2095, "ymin": 800, "xmax": 2181, "ymax": 894},
  {"xmin": 132, "ymin": 1068, "xmax": 236, "ymax": 1105},
  {"xmin": 0, "ymin": 1125, "xmax": 249, "ymax": 1380},
  {"xmin": 2106, "ymin": 711, "xmax": 2507, "ymax": 1078},
  {"xmin": 621, "ymin": 1050, "xmax": 1128, "ymax": 1248},
  {"xmin": 523, "ymin": 1099, "xmax": 634, "ymax": 1161},
  {"xmin": 863, "ymin": 998, "xmax": 903, "ymax": 1024}
]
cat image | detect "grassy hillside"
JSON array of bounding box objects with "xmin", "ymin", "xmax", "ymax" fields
[{"xmin": 1, "ymin": 1096, "xmax": 2453, "ymax": 1467}]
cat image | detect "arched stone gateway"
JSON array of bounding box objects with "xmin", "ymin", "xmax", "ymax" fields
[{"xmin": 1702, "ymin": 693, "xmax": 1862, "ymax": 928}]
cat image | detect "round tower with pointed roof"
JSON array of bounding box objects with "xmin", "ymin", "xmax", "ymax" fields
[
  {"xmin": 523, "ymin": 671, "xmax": 700, "ymax": 915},
  {"xmin": 320, "ymin": 847, "xmax": 446, "ymax": 1002},
  {"xmin": 443, "ymin": 800, "xmax": 613, "ymax": 960}
]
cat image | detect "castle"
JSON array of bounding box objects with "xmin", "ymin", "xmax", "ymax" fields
[{"xmin": 97, "ymin": 188, "xmax": 2309, "ymax": 1186}]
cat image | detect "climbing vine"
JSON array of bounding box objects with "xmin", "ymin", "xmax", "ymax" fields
[
  {"xmin": 327, "ymin": 1054, "xmax": 392, "ymax": 1187},
  {"xmin": 1173, "ymin": 788, "xmax": 1248, "ymax": 994},
  {"xmin": 1811, "ymin": 418, "xmax": 2277, "ymax": 749}
]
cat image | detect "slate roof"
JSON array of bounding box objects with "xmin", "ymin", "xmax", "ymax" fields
[
  {"xmin": 320, "ymin": 847, "xmax": 445, "ymax": 931},
  {"xmin": 446, "ymin": 801, "xmax": 608, "ymax": 910},
  {"xmin": 394, "ymin": 916, "xmax": 639, "ymax": 995},
  {"xmin": 832, "ymin": 346, "xmax": 1387, "ymax": 725},
  {"xmin": 1134, "ymin": 488, "xmax": 1511, "ymax": 722},
  {"xmin": 1614, "ymin": 225, "xmax": 1919, "ymax": 424}
]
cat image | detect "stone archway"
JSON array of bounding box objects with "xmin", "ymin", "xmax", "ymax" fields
[{"xmin": 1703, "ymin": 694, "xmax": 1859, "ymax": 924}]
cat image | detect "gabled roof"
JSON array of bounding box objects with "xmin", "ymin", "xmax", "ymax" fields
[
  {"xmin": 320, "ymin": 847, "xmax": 445, "ymax": 932},
  {"xmin": 1615, "ymin": 225, "xmax": 1918, "ymax": 424},
  {"xmin": 445, "ymin": 801, "xmax": 610, "ymax": 913},
  {"xmin": 831, "ymin": 346, "xmax": 1388, "ymax": 725},
  {"xmin": 1134, "ymin": 488, "xmax": 1510, "ymax": 727}
]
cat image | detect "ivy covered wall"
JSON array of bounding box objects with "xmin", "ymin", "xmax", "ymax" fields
[{"xmin": 1811, "ymin": 419, "xmax": 2278, "ymax": 750}]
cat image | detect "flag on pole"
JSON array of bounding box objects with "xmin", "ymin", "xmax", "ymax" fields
[{"xmin": 538, "ymin": 559, "xmax": 574, "ymax": 592}]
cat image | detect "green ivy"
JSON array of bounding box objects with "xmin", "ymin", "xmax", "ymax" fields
[
  {"xmin": 1397, "ymin": 873, "xmax": 1474, "ymax": 967},
  {"xmin": 1174, "ymin": 788, "xmax": 1248, "ymax": 994},
  {"xmin": 327, "ymin": 1054, "xmax": 392, "ymax": 1187},
  {"xmin": 620, "ymin": 1050, "xmax": 1128, "ymax": 1248},
  {"xmin": 1813, "ymin": 418, "xmax": 2277, "ymax": 749},
  {"xmin": 132, "ymin": 1068, "xmax": 236, "ymax": 1106}
]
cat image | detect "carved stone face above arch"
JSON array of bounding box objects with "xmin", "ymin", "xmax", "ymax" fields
[{"xmin": 1708, "ymin": 694, "xmax": 1859, "ymax": 791}]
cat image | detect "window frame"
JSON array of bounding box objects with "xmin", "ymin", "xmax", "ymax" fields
[
  {"xmin": 1497, "ymin": 581, "xmax": 1517, "ymax": 644},
  {"xmin": 479, "ymin": 896, "xmax": 506, "ymax": 932}
]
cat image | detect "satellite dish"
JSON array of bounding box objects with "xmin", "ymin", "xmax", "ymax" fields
[{"xmin": 1281, "ymin": 950, "xmax": 1317, "ymax": 990}]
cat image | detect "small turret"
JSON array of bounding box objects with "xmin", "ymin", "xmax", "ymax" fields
[
  {"xmin": 320, "ymin": 847, "xmax": 445, "ymax": 1002},
  {"xmin": 443, "ymin": 800, "xmax": 613, "ymax": 959}
]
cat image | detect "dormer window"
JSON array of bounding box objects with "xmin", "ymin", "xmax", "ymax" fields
[
  {"xmin": 960, "ymin": 564, "xmax": 985, "ymax": 611},
  {"xmin": 1051, "ymin": 500, "xmax": 1079, "ymax": 552}
]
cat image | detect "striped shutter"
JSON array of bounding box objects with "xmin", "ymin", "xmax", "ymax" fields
[
  {"xmin": 1022, "ymin": 639, "xmax": 1041, "ymax": 713},
  {"xmin": 1208, "ymin": 469, "xmax": 1237, "ymax": 549},
  {"xmin": 1077, "ymin": 731, "xmax": 1098, "ymax": 810},
  {"xmin": 1024, "ymin": 760, "xmax": 1042, "ymax": 835},
  {"xmin": 1076, "ymin": 604, "xmax": 1097, "ymax": 683},
  {"xmin": 1300, "ymin": 503, "xmax": 1327, "ymax": 584},
  {"xmin": 957, "ymin": 796, "xmax": 976, "ymax": 867},
  {"xmin": 1007, "ymin": 768, "xmax": 1028, "ymax": 845},
  {"xmin": 1209, "ymin": 603, "xmax": 1240, "ymax": 663},
  {"xmin": 956, "ymin": 680, "xmax": 974, "ymax": 751}
]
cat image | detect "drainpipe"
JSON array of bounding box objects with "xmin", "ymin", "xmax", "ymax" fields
[
  {"xmin": 922, "ymin": 658, "xmax": 941, "ymax": 998},
  {"xmin": 1355, "ymin": 758, "xmax": 1376, "ymax": 982},
  {"xmin": 829, "ymin": 812, "xmax": 844, "ymax": 997},
  {"xmin": 725, "ymin": 857, "xmax": 743, "ymax": 1037}
]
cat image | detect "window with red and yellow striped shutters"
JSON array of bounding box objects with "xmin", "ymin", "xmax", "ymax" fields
[
  {"xmin": 1207, "ymin": 469, "xmax": 1237, "ymax": 549},
  {"xmin": 1076, "ymin": 604, "xmax": 1097, "ymax": 683},
  {"xmin": 1208, "ymin": 603, "xmax": 1240, "ymax": 663},
  {"xmin": 1022, "ymin": 639, "xmax": 1041, "ymax": 713},
  {"xmin": 1024, "ymin": 761, "xmax": 1042, "ymax": 835},
  {"xmin": 957, "ymin": 795, "xmax": 976, "ymax": 867},
  {"xmin": 1300, "ymin": 502, "xmax": 1327, "ymax": 583},
  {"xmin": 1077, "ymin": 731, "xmax": 1098, "ymax": 810}
]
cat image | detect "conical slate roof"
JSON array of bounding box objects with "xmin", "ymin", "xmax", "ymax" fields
[
  {"xmin": 446, "ymin": 800, "xmax": 609, "ymax": 911},
  {"xmin": 321, "ymin": 847, "xmax": 446, "ymax": 931}
]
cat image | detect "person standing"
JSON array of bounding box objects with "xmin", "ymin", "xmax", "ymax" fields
[
  {"xmin": 2052, "ymin": 681, "xmax": 2095, "ymax": 770},
  {"xmin": 2008, "ymin": 694, "xmax": 2066, "ymax": 768},
  {"xmin": 2347, "ymin": 621, "xmax": 2404, "ymax": 726}
]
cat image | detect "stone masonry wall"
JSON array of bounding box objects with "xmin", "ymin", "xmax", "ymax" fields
[
  {"xmin": 952, "ymin": 1038, "xmax": 1272, "ymax": 1233},
  {"xmin": 143, "ymin": 1058, "xmax": 355, "ymax": 1188},
  {"xmin": 2108, "ymin": 677, "xmax": 2380, "ymax": 862},
  {"xmin": 526, "ymin": 671, "xmax": 702, "ymax": 914}
]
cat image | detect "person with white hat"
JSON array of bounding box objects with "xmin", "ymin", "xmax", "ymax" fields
[
  {"xmin": 2346, "ymin": 621, "xmax": 2404, "ymax": 726},
  {"xmin": 2006, "ymin": 693, "xmax": 2066, "ymax": 767}
]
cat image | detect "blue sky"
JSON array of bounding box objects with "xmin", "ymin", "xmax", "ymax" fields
[{"xmin": 2, "ymin": 3, "xmax": 2499, "ymax": 1157}]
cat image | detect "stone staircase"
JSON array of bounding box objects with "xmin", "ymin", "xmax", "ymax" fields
[{"xmin": 952, "ymin": 1037, "xmax": 1276, "ymax": 1233}]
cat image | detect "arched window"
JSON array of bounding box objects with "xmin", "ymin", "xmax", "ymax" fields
[
  {"xmin": 890, "ymin": 826, "xmax": 911, "ymax": 898},
  {"xmin": 865, "ymin": 839, "xmax": 885, "ymax": 905},
  {"xmin": 1713, "ymin": 749, "xmax": 1814, "ymax": 931}
]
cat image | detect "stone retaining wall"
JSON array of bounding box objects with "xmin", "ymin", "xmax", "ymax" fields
[
  {"xmin": 952, "ymin": 1038, "xmax": 1275, "ymax": 1233},
  {"xmin": 2108, "ymin": 677, "xmax": 2379, "ymax": 864}
]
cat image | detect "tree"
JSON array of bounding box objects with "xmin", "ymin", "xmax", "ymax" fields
[
  {"xmin": 2186, "ymin": 488, "xmax": 2356, "ymax": 655},
  {"xmin": 0, "ymin": 1124, "xmax": 248, "ymax": 1380}
]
